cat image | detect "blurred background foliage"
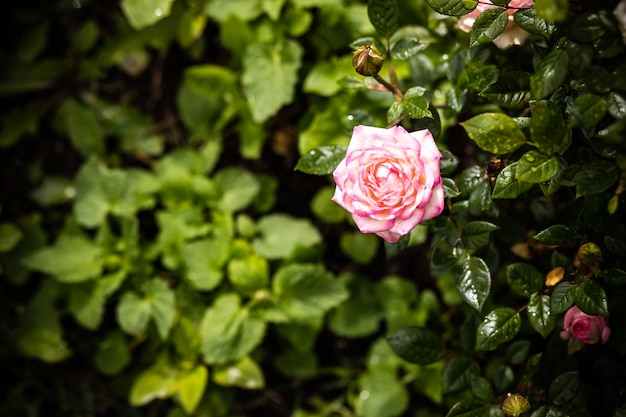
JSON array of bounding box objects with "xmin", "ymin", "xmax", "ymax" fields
[{"xmin": 1, "ymin": 0, "xmax": 626, "ymax": 416}]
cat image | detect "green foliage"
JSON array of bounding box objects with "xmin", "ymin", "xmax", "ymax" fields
[{"xmin": 3, "ymin": 0, "xmax": 626, "ymax": 416}]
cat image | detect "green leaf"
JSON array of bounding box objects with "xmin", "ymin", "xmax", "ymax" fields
[
  {"xmin": 534, "ymin": 0, "xmax": 568, "ymax": 21},
  {"xmin": 182, "ymin": 237, "xmax": 230, "ymax": 291},
  {"xmin": 213, "ymin": 167, "xmax": 260, "ymax": 212},
  {"xmin": 116, "ymin": 279, "xmax": 176, "ymax": 339},
  {"xmin": 275, "ymin": 350, "xmax": 317, "ymax": 379},
  {"xmin": 550, "ymin": 281, "xmax": 575, "ymax": 314},
  {"xmin": 367, "ymin": 0, "xmax": 399, "ymax": 39},
  {"xmin": 444, "ymin": 177, "xmax": 461, "ymax": 198},
  {"xmin": 492, "ymin": 163, "xmax": 534, "ymax": 199},
  {"xmin": 386, "ymin": 326, "xmax": 445, "ymax": 365},
  {"xmin": 272, "ymin": 263, "xmax": 348, "ymax": 319},
  {"xmin": 446, "ymin": 399, "xmax": 491, "ymax": 417},
  {"xmin": 461, "ymin": 221, "xmax": 499, "ymax": 252},
  {"xmin": 252, "ymin": 213, "xmax": 322, "ymax": 259},
  {"xmin": 176, "ymin": 365, "xmax": 208, "ymax": 414},
  {"xmin": 242, "ymin": 40, "xmax": 303, "ymax": 123},
  {"xmin": 606, "ymin": 92, "xmax": 626, "ymax": 119},
  {"xmin": 205, "ymin": 0, "xmax": 263, "ymax": 22},
  {"xmin": 69, "ymin": 271, "xmax": 126, "ymax": 330},
  {"xmin": 298, "ymin": 104, "xmax": 349, "ymax": 154},
  {"xmin": 504, "ymin": 263, "xmax": 544, "ymax": 298},
  {"xmin": 455, "ymin": 256, "xmax": 491, "ymax": 312},
  {"xmin": 121, "ymin": 0, "xmax": 174, "ymax": 30},
  {"xmin": 442, "ymin": 356, "xmax": 480, "ymax": 394},
  {"xmin": 227, "ymin": 254, "xmax": 270, "ymax": 295},
  {"xmin": 213, "ymin": 356, "xmax": 265, "ymax": 389},
  {"xmin": 303, "ymin": 57, "xmax": 355, "ymax": 97},
  {"xmin": 469, "ymin": 8, "xmax": 508, "ymax": 48},
  {"xmin": 23, "ymin": 235, "xmax": 103, "ymax": 283},
  {"xmin": 310, "ymin": 186, "xmax": 345, "ymax": 223},
  {"xmin": 549, "ymin": 371, "xmax": 579, "ymax": 406},
  {"xmin": 574, "ymin": 160, "xmax": 619, "ymax": 198},
  {"xmin": 528, "ymin": 293, "xmax": 556, "ymax": 338},
  {"xmin": 530, "ymin": 100, "xmax": 570, "ymax": 154},
  {"xmin": 329, "ymin": 279, "xmax": 380, "ymax": 337},
  {"xmin": 340, "ymin": 232, "xmax": 380, "ymax": 264},
  {"xmin": 568, "ymin": 93, "xmax": 607, "ymax": 128},
  {"xmin": 515, "ymin": 151, "xmax": 561, "ymax": 183},
  {"xmin": 531, "ymin": 49, "xmax": 569, "ymax": 99},
  {"xmin": 574, "ymin": 278, "xmax": 608, "ymax": 316},
  {"xmin": 460, "ymin": 113, "xmax": 527, "ymax": 154},
  {"xmin": 200, "ymin": 293, "xmax": 266, "ymax": 364},
  {"xmin": 402, "ymin": 94, "xmax": 432, "ymax": 119},
  {"xmin": 475, "ymin": 308, "xmax": 521, "ymax": 351},
  {"xmin": 295, "ymin": 145, "xmax": 347, "ymax": 175},
  {"xmin": 391, "ymin": 38, "xmax": 424, "ymax": 60},
  {"xmin": 459, "ymin": 63, "xmax": 499, "ymax": 92},
  {"xmin": 482, "ymin": 71, "xmax": 532, "ymax": 109},
  {"xmin": 513, "ymin": 8, "xmax": 556, "ymax": 38},
  {"xmin": 0, "ymin": 222, "xmax": 23, "ymax": 252},
  {"xmin": 533, "ymin": 225, "xmax": 579, "ymax": 245},
  {"xmin": 354, "ymin": 368, "xmax": 409, "ymax": 417},
  {"xmin": 16, "ymin": 328, "xmax": 72, "ymax": 363},
  {"xmin": 424, "ymin": 0, "xmax": 478, "ymax": 16},
  {"xmin": 56, "ymin": 99, "xmax": 103, "ymax": 157},
  {"xmin": 129, "ymin": 363, "xmax": 178, "ymax": 406},
  {"xmin": 95, "ymin": 331, "xmax": 131, "ymax": 376}
]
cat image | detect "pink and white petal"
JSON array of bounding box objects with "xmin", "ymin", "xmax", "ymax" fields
[
  {"xmin": 352, "ymin": 213, "xmax": 394, "ymax": 234},
  {"xmin": 348, "ymin": 125, "xmax": 391, "ymax": 152},
  {"xmin": 390, "ymin": 207, "xmax": 425, "ymax": 235},
  {"xmin": 375, "ymin": 229, "xmax": 403, "ymax": 242},
  {"xmin": 422, "ymin": 181, "xmax": 445, "ymax": 221},
  {"xmin": 411, "ymin": 129, "xmax": 442, "ymax": 159}
]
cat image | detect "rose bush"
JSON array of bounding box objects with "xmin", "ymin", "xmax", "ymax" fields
[
  {"xmin": 560, "ymin": 306, "xmax": 611, "ymax": 345},
  {"xmin": 331, "ymin": 125, "xmax": 444, "ymax": 243},
  {"xmin": 456, "ymin": 0, "xmax": 534, "ymax": 49}
]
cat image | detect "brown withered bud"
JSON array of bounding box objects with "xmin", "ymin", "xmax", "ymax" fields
[
  {"xmin": 352, "ymin": 44, "xmax": 384, "ymax": 76},
  {"xmin": 502, "ymin": 393, "xmax": 531, "ymax": 417}
]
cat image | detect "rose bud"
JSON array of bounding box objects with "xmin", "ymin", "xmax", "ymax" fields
[
  {"xmin": 502, "ymin": 393, "xmax": 531, "ymax": 417},
  {"xmin": 352, "ymin": 44, "xmax": 384, "ymax": 76},
  {"xmin": 560, "ymin": 305, "xmax": 610, "ymax": 345}
]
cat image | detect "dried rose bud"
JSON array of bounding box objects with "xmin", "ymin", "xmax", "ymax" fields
[
  {"xmin": 574, "ymin": 242, "xmax": 603, "ymax": 275},
  {"xmin": 352, "ymin": 44, "xmax": 384, "ymax": 76},
  {"xmin": 502, "ymin": 393, "xmax": 530, "ymax": 417}
]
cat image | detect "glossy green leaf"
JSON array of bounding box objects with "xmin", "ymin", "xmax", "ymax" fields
[
  {"xmin": 446, "ymin": 399, "xmax": 491, "ymax": 417},
  {"xmin": 516, "ymin": 151, "xmax": 561, "ymax": 183},
  {"xmin": 442, "ymin": 356, "xmax": 480, "ymax": 394},
  {"xmin": 424, "ymin": 0, "xmax": 478, "ymax": 16},
  {"xmin": 121, "ymin": 0, "xmax": 174, "ymax": 30},
  {"xmin": 391, "ymin": 38, "xmax": 424, "ymax": 60},
  {"xmin": 386, "ymin": 326, "xmax": 445, "ymax": 365},
  {"xmin": 606, "ymin": 92, "xmax": 626, "ymax": 119},
  {"xmin": 444, "ymin": 177, "xmax": 461, "ymax": 198},
  {"xmin": 459, "ymin": 63, "xmax": 499, "ymax": 93},
  {"xmin": 504, "ymin": 263, "xmax": 544, "ymax": 298},
  {"xmin": 294, "ymin": 145, "xmax": 347, "ymax": 175},
  {"xmin": 482, "ymin": 71, "xmax": 532, "ymax": 109},
  {"xmin": 549, "ymin": 371, "xmax": 579, "ymax": 406},
  {"xmin": 475, "ymin": 308, "xmax": 521, "ymax": 351},
  {"xmin": 574, "ymin": 160, "xmax": 619, "ymax": 198},
  {"xmin": 460, "ymin": 113, "xmax": 527, "ymax": 154},
  {"xmin": 550, "ymin": 281, "xmax": 575, "ymax": 314},
  {"xmin": 367, "ymin": 0, "xmax": 399, "ymax": 38},
  {"xmin": 533, "ymin": 225, "xmax": 579, "ymax": 245},
  {"xmin": 528, "ymin": 293, "xmax": 556, "ymax": 338},
  {"xmin": 492, "ymin": 163, "xmax": 534, "ymax": 199},
  {"xmin": 455, "ymin": 256, "xmax": 491, "ymax": 312},
  {"xmin": 461, "ymin": 221, "xmax": 499, "ymax": 252},
  {"xmin": 402, "ymin": 94, "xmax": 432, "ymax": 119},
  {"xmin": 530, "ymin": 100, "xmax": 570, "ymax": 154},
  {"xmin": 513, "ymin": 8, "xmax": 556, "ymax": 38},
  {"xmin": 574, "ymin": 278, "xmax": 608, "ymax": 316},
  {"xmin": 569, "ymin": 94, "xmax": 607, "ymax": 128},
  {"xmin": 531, "ymin": 49, "xmax": 569, "ymax": 99},
  {"xmin": 242, "ymin": 40, "xmax": 303, "ymax": 123},
  {"xmin": 469, "ymin": 8, "xmax": 508, "ymax": 47}
]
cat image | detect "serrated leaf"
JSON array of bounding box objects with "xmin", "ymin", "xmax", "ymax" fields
[
  {"xmin": 492, "ymin": 163, "xmax": 534, "ymax": 199},
  {"xmin": 295, "ymin": 145, "xmax": 347, "ymax": 175},
  {"xmin": 460, "ymin": 113, "xmax": 527, "ymax": 154},
  {"xmin": 513, "ymin": 8, "xmax": 556, "ymax": 38},
  {"xmin": 504, "ymin": 263, "xmax": 544, "ymax": 298},
  {"xmin": 569, "ymin": 93, "xmax": 607, "ymax": 128},
  {"xmin": 368, "ymin": 0, "xmax": 399, "ymax": 38},
  {"xmin": 23, "ymin": 235, "xmax": 103, "ymax": 283},
  {"xmin": 530, "ymin": 100, "xmax": 570, "ymax": 154},
  {"xmin": 516, "ymin": 151, "xmax": 561, "ymax": 183},
  {"xmin": 242, "ymin": 40, "xmax": 303, "ymax": 123},
  {"xmin": 550, "ymin": 281, "xmax": 575, "ymax": 314},
  {"xmin": 574, "ymin": 278, "xmax": 608, "ymax": 316},
  {"xmin": 533, "ymin": 225, "xmax": 579, "ymax": 245},
  {"xmin": 469, "ymin": 8, "xmax": 508, "ymax": 47},
  {"xmin": 531, "ymin": 49, "xmax": 569, "ymax": 99},
  {"xmin": 482, "ymin": 71, "xmax": 532, "ymax": 109},
  {"xmin": 528, "ymin": 293, "xmax": 556, "ymax": 338},
  {"xmin": 475, "ymin": 307, "xmax": 521, "ymax": 351},
  {"xmin": 386, "ymin": 326, "xmax": 445, "ymax": 365},
  {"xmin": 455, "ymin": 256, "xmax": 491, "ymax": 312},
  {"xmin": 424, "ymin": 0, "xmax": 478, "ymax": 16},
  {"xmin": 403, "ymin": 94, "xmax": 432, "ymax": 119}
]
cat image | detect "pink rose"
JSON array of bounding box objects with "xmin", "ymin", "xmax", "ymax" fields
[
  {"xmin": 456, "ymin": 0, "xmax": 534, "ymax": 49},
  {"xmin": 332, "ymin": 125, "xmax": 444, "ymax": 243},
  {"xmin": 559, "ymin": 306, "xmax": 610, "ymax": 345}
]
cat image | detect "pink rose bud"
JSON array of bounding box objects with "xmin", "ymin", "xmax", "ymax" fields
[
  {"xmin": 332, "ymin": 125, "xmax": 445, "ymax": 243},
  {"xmin": 559, "ymin": 306, "xmax": 611, "ymax": 345},
  {"xmin": 456, "ymin": 0, "xmax": 534, "ymax": 49}
]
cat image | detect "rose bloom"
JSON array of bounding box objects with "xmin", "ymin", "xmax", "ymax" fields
[
  {"xmin": 456, "ymin": 0, "xmax": 534, "ymax": 49},
  {"xmin": 332, "ymin": 125, "xmax": 444, "ymax": 243},
  {"xmin": 559, "ymin": 306, "xmax": 611, "ymax": 345},
  {"xmin": 615, "ymin": 0, "xmax": 626, "ymax": 44}
]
